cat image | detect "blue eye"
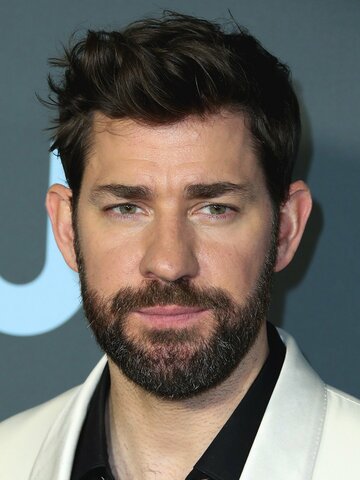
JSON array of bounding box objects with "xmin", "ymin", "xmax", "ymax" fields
[
  {"xmin": 197, "ymin": 203, "xmax": 239, "ymax": 222},
  {"xmin": 105, "ymin": 203, "xmax": 143, "ymax": 219},
  {"xmin": 205, "ymin": 204, "xmax": 229, "ymax": 215},
  {"xmin": 112, "ymin": 204, "xmax": 139, "ymax": 214}
]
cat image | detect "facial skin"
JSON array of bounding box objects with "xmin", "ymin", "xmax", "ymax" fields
[{"xmin": 47, "ymin": 112, "xmax": 312, "ymax": 399}]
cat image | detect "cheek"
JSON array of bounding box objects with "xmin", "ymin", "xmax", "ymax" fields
[
  {"xmin": 197, "ymin": 226, "xmax": 272, "ymax": 297},
  {"xmin": 200, "ymin": 245, "xmax": 262, "ymax": 292},
  {"xmin": 78, "ymin": 228, "xmax": 143, "ymax": 293}
]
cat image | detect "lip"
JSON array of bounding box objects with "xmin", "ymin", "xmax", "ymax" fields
[
  {"xmin": 137, "ymin": 305, "xmax": 205, "ymax": 315},
  {"xmin": 135, "ymin": 305, "xmax": 209, "ymax": 328}
]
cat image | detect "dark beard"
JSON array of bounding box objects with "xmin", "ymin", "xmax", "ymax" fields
[{"xmin": 75, "ymin": 219, "xmax": 278, "ymax": 400}]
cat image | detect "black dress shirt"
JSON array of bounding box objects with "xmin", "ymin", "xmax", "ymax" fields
[{"xmin": 71, "ymin": 322, "xmax": 285, "ymax": 480}]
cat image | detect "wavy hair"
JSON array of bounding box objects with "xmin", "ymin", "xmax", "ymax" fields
[{"xmin": 44, "ymin": 11, "xmax": 300, "ymax": 207}]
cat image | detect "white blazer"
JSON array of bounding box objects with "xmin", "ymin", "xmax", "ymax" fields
[{"xmin": 1, "ymin": 329, "xmax": 360, "ymax": 479}]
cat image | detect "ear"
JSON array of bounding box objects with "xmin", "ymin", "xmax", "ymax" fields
[
  {"xmin": 46, "ymin": 184, "xmax": 78, "ymax": 272},
  {"xmin": 274, "ymin": 180, "xmax": 312, "ymax": 272}
]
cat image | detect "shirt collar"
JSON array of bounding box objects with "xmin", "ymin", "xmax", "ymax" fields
[
  {"xmin": 70, "ymin": 362, "xmax": 113, "ymax": 480},
  {"xmin": 188, "ymin": 322, "xmax": 285, "ymax": 480}
]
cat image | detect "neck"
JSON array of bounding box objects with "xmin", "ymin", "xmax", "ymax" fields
[{"xmin": 106, "ymin": 322, "xmax": 269, "ymax": 480}]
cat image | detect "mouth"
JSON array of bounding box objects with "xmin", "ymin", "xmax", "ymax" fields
[{"xmin": 134, "ymin": 305, "xmax": 209, "ymax": 328}]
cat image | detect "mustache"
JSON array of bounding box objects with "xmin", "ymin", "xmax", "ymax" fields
[{"xmin": 109, "ymin": 279, "xmax": 235, "ymax": 317}]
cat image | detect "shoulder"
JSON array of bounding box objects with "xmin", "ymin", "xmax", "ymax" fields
[
  {"xmin": 277, "ymin": 328, "xmax": 360, "ymax": 477},
  {"xmin": 0, "ymin": 387, "xmax": 80, "ymax": 478},
  {"xmin": 0, "ymin": 356, "xmax": 107, "ymax": 479},
  {"xmin": 324, "ymin": 384, "xmax": 360, "ymax": 432},
  {"xmin": 0, "ymin": 386, "xmax": 79, "ymax": 440},
  {"xmin": 313, "ymin": 385, "xmax": 360, "ymax": 478}
]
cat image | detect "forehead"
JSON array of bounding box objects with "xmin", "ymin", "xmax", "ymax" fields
[{"xmin": 83, "ymin": 112, "xmax": 263, "ymax": 189}]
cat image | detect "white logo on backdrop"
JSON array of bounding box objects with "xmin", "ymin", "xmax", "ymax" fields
[{"xmin": 0, "ymin": 152, "xmax": 81, "ymax": 336}]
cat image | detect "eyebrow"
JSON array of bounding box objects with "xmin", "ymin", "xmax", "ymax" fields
[
  {"xmin": 90, "ymin": 184, "xmax": 153, "ymax": 203},
  {"xmin": 184, "ymin": 182, "xmax": 253, "ymax": 200},
  {"xmin": 89, "ymin": 181, "xmax": 253, "ymax": 203}
]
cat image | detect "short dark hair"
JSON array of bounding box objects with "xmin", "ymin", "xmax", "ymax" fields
[{"xmin": 45, "ymin": 11, "xmax": 300, "ymax": 207}]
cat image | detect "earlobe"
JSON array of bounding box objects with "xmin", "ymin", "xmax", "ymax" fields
[
  {"xmin": 46, "ymin": 184, "xmax": 79, "ymax": 272},
  {"xmin": 274, "ymin": 180, "xmax": 312, "ymax": 272}
]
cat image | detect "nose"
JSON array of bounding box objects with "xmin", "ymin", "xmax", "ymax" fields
[{"xmin": 139, "ymin": 214, "xmax": 199, "ymax": 283}]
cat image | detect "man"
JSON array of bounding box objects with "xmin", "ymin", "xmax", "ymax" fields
[{"xmin": 1, "ymin": 11, "xmax": 359, "ymax": 480}]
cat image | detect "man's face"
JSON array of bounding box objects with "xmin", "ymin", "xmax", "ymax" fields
[{"xmin": 74, "ymin": 112, "xmax": 277, "ymax": 399}]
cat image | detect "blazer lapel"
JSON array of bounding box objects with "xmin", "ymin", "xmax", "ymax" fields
[
  {"xmin": 240, "ymin": 330, "xmax": 327, "ymax": 480},
  {"xmin": 29, "ymin": 356, "xmax": 107, "ymax": 480}
]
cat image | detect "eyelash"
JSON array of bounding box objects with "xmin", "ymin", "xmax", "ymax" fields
[
  {"xmin": 199, "ymin": 204, "xmax": 239, "ymax": 220},
  {"xmin": 105, "ymin": 203, "xmax": 143, "ymax": 219},
  {"xmin": 104, "ymin": 203, "xmax": 239, "ymax": 221}
]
